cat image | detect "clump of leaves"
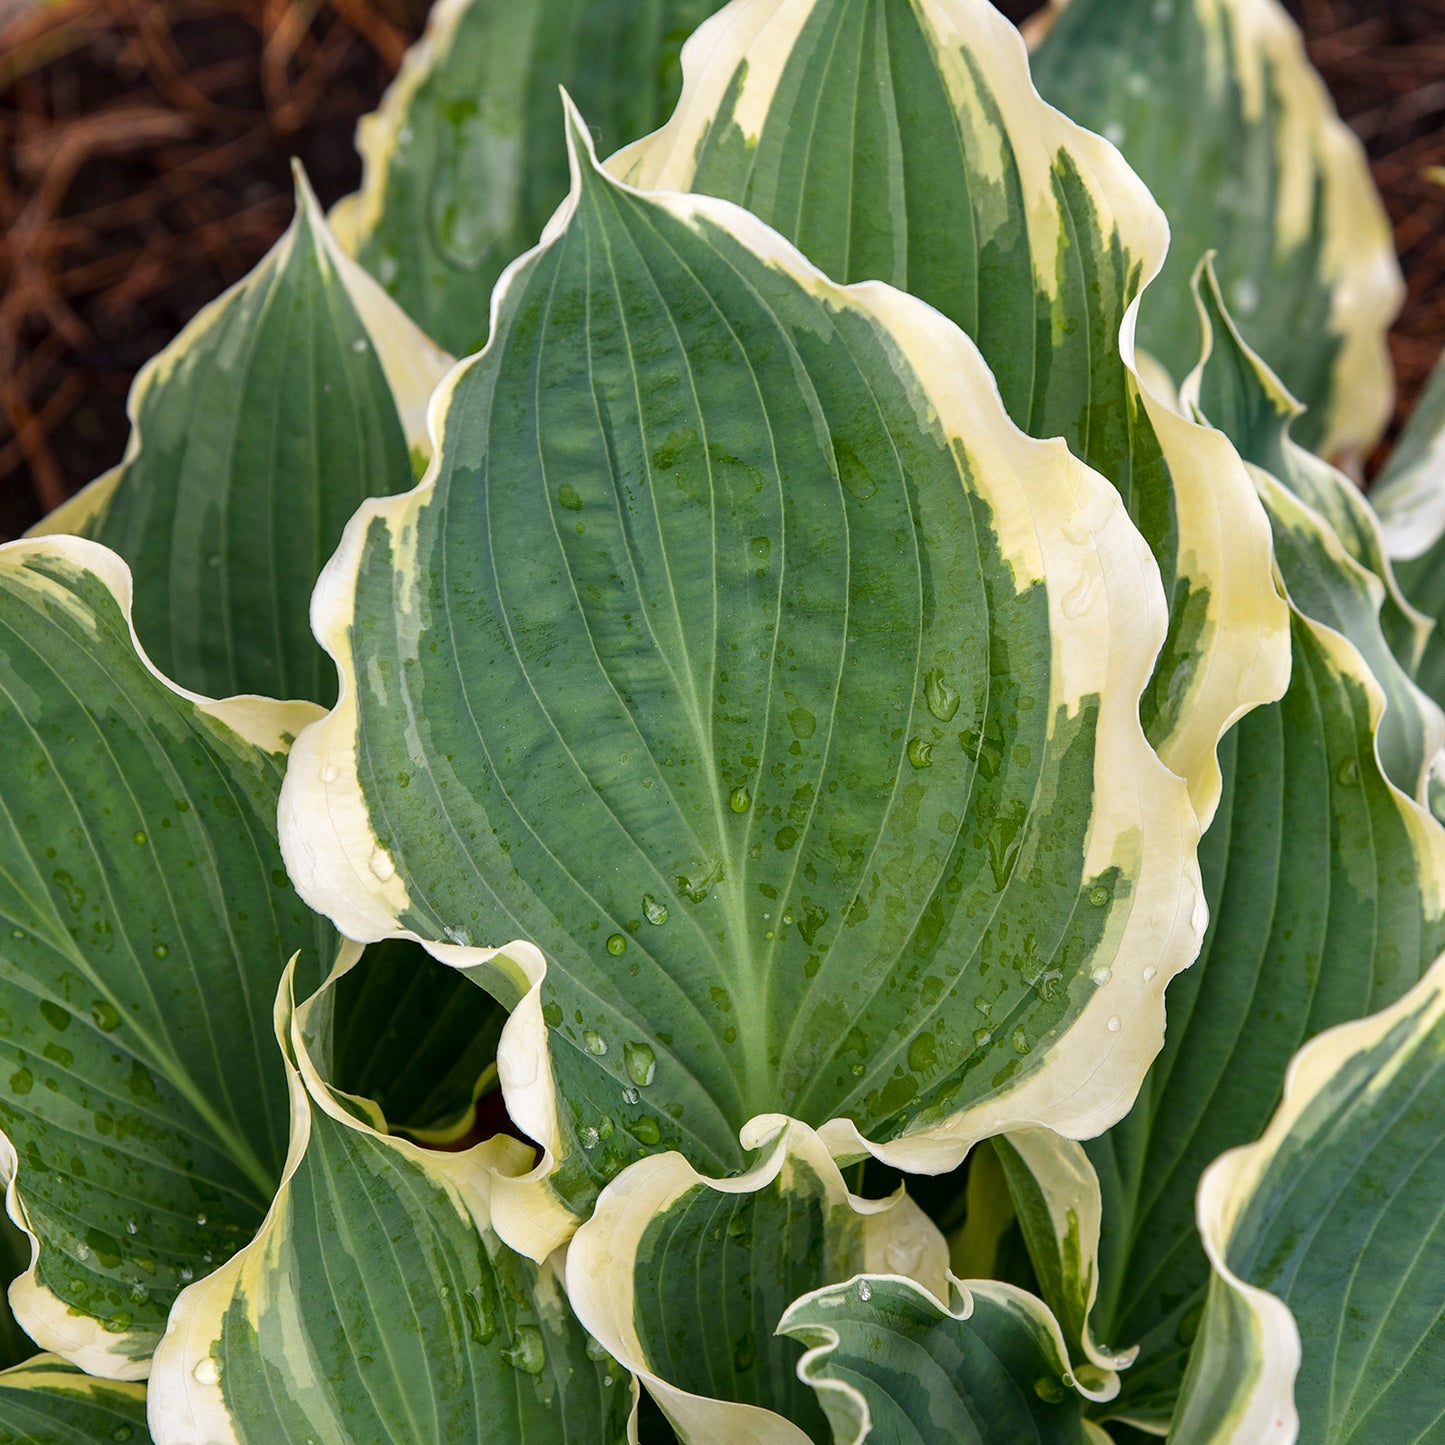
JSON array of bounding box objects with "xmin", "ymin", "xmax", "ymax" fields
[{"xmin": 2, "ymin": 1, "xmax": 1442, "ymax": 1441}]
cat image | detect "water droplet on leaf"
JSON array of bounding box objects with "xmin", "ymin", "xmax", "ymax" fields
[
  {"xmin": 907, "ymin": 738, "xmax": 933, "ymax": 769},
  {"xmin": 623, "ymin": 1041, "xmax": 655, "ymax": 1086},
  {"xmin": 503, "ymin": 1326, "xmax": 546, "ymax": 1375},
  {"xmin": 923, "ymin": 669, "xmax": 960, "ymax": 721}
]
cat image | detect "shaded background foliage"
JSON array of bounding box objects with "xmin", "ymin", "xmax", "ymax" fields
[{"xmin": 0, "ymin": 0, "xmax": 1440, "ymax": 547}]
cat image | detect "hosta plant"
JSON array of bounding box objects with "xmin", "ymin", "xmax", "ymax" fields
[{"xmin": 1, "ymin": 0, "xmax": 1441, "ymax": 1440}]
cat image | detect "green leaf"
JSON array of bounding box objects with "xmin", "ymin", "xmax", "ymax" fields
[
  {"xmin": 565, "ymin": 1119, "xmax": 947, "ymax": 1441},
  {"xmin": 1170, "ymin": 948, "xmax": 1445, "ymax": 1444},
  {"xmin": 989, "ymin": 1131, "xmax": 1135, "ymax": 1400},
  {"xmin": 0, "ymin": 1354, "xmax": 151, "ymax": 1443},
  {"xmin": 282, "ymin": 103, "xmax": 1201, "ymax": 1228},
  {"xmin": 1181, "ymin": 261, "xmax": 1441, "ymax": 800},
  {"xmin": 780, "ymin": 1274, "xmax": 1100, "ymax": 1445},
  {"xmin": 326, "ymin": 936, "xmax": 506, "ymax": 1141},
  {"xmin": 609, "ymin": 0, "xmax": 1290, "ymax": 824},
  {"xmin": 0, "ymin": 537, "xmax": 335, "ymax": 1375},
  {"xmin": 332, "ymin": 0, "xmax": 723, "ymax": 356},
  {"xmin": 1372, "ymin": 351, "xmax": 1445, "ymax": 712},
  {"xmin": 147, "ymin": 956, "xmax": 633, "ymax": 1445},
  {"xmin": 1029, "ymin": 0, "xmax": 1402, "ymax": 461},
  {"xmin": 1001, "ymin": 599, "xmax": 1445, "ymax": 1431},
  {"xmin": 33, "ymin": 167, "xmax": 451, "ymax": 707}
]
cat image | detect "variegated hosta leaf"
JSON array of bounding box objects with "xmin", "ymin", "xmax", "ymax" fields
[
  {"xmin": 1180, "ymin": 263, "xmax": 1442, "ymax": 800},
  {"xmin": 326, "ymin": 936, "xmax": 506, "ymax": 1141},
  {"xmin": 331, "ymin": 0, "xmax": 722, "ymax": 355},
  {"xmin": 780, "ymin": 1275, "xmax": 1106, "ymax": 1445},
  {"xmin": 566, "ymin": 1118, "xmax": 947, "ymax": 1441},
  {"xmin": 998, "ymin": 602, "xmax": 1445, "ymax": 1432},
  {"xmin": 1030, "ymin": 0, "xmax": 1403, "ymax": 461},
  {"xmin": 282, "ymin": 106, "xmax": 1202, "ymax": 1228},
  {"xmin": 0, "ymin": 1355, "xmax": 151, "ymax": 1443},
  {"xmin": 989, "ymin": 1130, "xmax": 1134, "ymax": 1400},
  {"xmin": 607, "ymin": 0, "xmax": 1289, "ymax": 824},
  {"xmin": 32, "ymin": 167, "xmax": 451, "ymax": 707},
  {"xmin": 147, "ymin": 955, "xmax": 633, "ymax": 1445},
  {"xmin": 0, "ymin": 537, "xmax": 334, "ymax": 1377},
  {"xmin": 1170, "ymin": 949, "xmax": 1445, "ymax": 1445},
  {"xmin": 1372, "ymin": 351, "xmax": 1445, "ymax": 711}
]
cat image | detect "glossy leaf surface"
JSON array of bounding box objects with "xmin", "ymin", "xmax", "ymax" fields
[{"xmin": 0, "ymin": 538, "xmax": 333, "ymax": 1375}]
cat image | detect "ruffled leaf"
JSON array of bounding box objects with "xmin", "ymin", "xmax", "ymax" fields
[
  {"xmin": 147, "ymin": 953, "xmax": 632, "ymax": 1445},
  {"xmin": 566, "ymin": 1118, "xmax": 947, "ymax": 1441},
  {"xmin": 331, "ymin": 0, "xmax": 723, "ymax": 355},
  {"xmin": 608, "ymin": 0, "xmax": 1290, "ymax": 824},
  {"xmin": 282, "ymin": 102, "xmax": 1200, "ymax": 1228},
  {"xmin": 780, "ymin": 1274, "xmax": 1104, "ymax": 1445},
  {"xmin": 1030, "ymin": 0, "xmax": 1403, "ymax": 460},
  {"xmin": 0, "ymin": 538, "xmax": 334, "ymax": 1375},
  {"xmin": 33, "ymin": 168, "xmax": 451, "ymax": 706},
  {"xmin": 1171, "ymin": 949, "xmax": 1445, "ymax": 1444}
]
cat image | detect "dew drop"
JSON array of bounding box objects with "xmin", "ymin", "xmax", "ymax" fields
[
  {"xmin": 606, "ymin": 933, "xmax": 628, "ymax": 956},
  {"xmin": 193, "ymin": 1357, "xmax": 221, "ymax": 1386},
  {"xmin": 1034, "ymin": 1375, "xmax": 1067, "ymax": 1404},
  {"xmin": 503, "ymin": 1326, "xmax": 546, "ymax": 1375},
  {"xmin": 152, "ymin": 944, "xmax": 168, "ymax": 959},
  {"xmin": 125, "ymin": 1218, "xmax": 138, "ymax": 1235},
  {"xmin": 443, "ymin": 925, "xmax": 473, "ymax": 948},
  {"xmin": 923, "ymin": 669, "xmax": 960, "ymax": 722},
  {"xmin": 91, "ymin": 1001, "xmax": 122, "ymax": 1032},
  {"xmin": 972, "ymin": 1028, "xmax": 992, "ymax": 1047},
  {"xmin": 1091, "ymin": 966, "xmax": 1112, "ymax": 987},
  {"xmin": 1106, "ymin": 1016, "xmax": 1122, "ymax": 1033},
  {"xmin": 787, "ymin": 706, "xmax": 816, "ymax": 740},
  {"xmin": 1230, "ymin": 276, "xmax": 1261, "ymax": 318},
  {"xmin": 579, "ymin": 1126, "xmax": 599, "ymax": 1150},
  {"xmin": 113, "ymin": 1427, "xmax": 134, "ymax": 1442},
  {"xmin": 1088, "ymin": 885, "xmax": 1110, "ymax": 907},
  {"xmin": 1143, "ymin": 965, "xmax": 1158, "ymax": 982},
  {"xmin": 632, "ymin": 1115, "xmax": 661, "ymax": 1146},
  {"xmin": 907, "ymin": 738, "xmax": 934, "ymax": 770},
  {"xmin": 179, "ymin": 1265, "xmax": 194, "ymax": 1282},
  {"xmin": 583, "ymin": 1031, "xmax": 607, "ymax": 1056},
  {"xmin": 351, "ymin": 336, "xmax": 369, "ymax": 354},
  {"xmin": 1012, "ymin": 1027, "xmax": 1031, "ymax": 1055},
  {"xmin": 1337, "ymin": 756, "xmax": 1360, "ymax": 787},
  {"xmin": 321, "ymin": 763, "xmax": 339, "ymax": 784},
  {"xmin": 622, "ymin": 1085, "xmax": 640, "ymax": 1106},
  {"xmin": 195, "ymin": 1213, "xmax": 208, "ymax": 1227},
  {"xmin": 369, "ymin": 848, "xmax": 396, "ymax": 882},
  {"xmin": 642, "ymin": 895, "xmax": 669, "ymax": 926},
  {"xmin": 885, "ymin": 1239, "xmax": 923, "ymax": 1274},
  {"xmin": 623, "ymin": 1041, "xmax": 656, "ymax": 1087},
  {"xmin": 132, "ymin": 831, "xmax": 147, "ymax": 846},
  {"xmin": 585, "ymin": 1336, "xmax": 611, "ymax": 1362},
  {"xmin": 729, "ymin": 786, "xmax": 752, "ymax": 814},
  {"xmin": 856, "ymin": 1279, "xmax": 872, "ymax": 1302}
]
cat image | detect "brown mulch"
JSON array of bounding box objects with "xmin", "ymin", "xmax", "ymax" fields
[{"xmin": 0, "ymin": 0, "xmax": 1441, "ymax": 544}]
